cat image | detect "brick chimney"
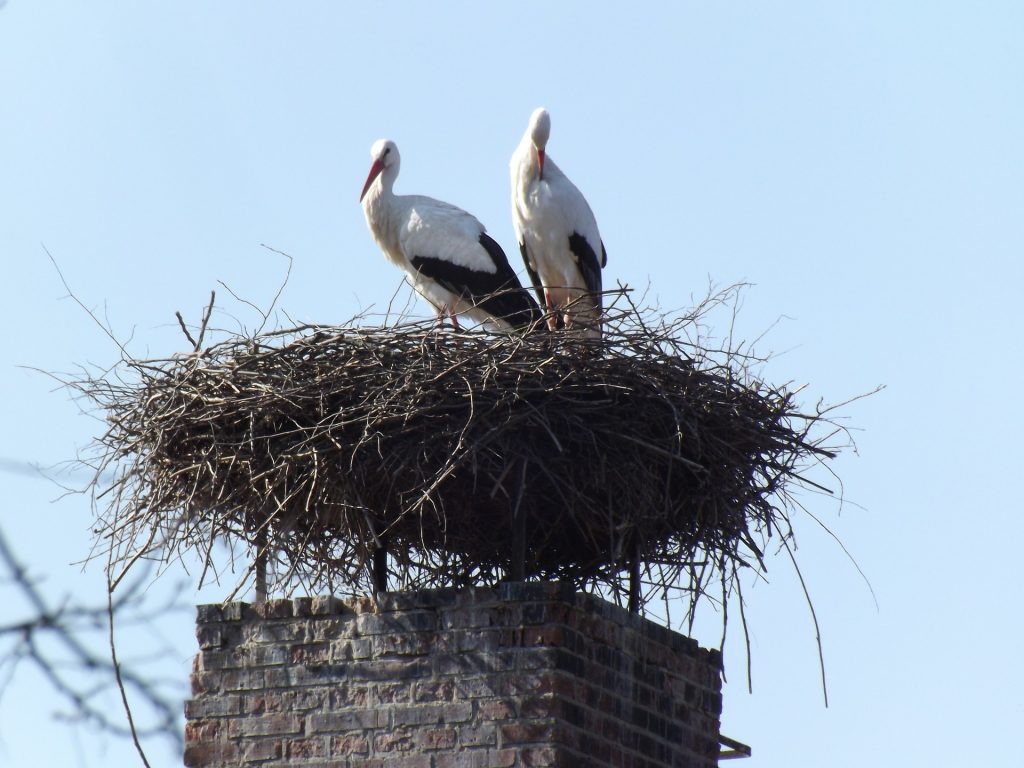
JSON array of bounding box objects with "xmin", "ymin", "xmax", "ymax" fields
[{"xmin": 185, "ymin": 583, "xmax": 723, "ymax": 767}]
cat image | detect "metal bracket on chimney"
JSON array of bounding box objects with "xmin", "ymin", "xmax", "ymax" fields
[{"xmin": 719, "ymin": 734, "xmax": 752, "ymax": 760}]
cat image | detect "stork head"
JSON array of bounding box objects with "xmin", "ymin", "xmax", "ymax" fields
[
  {"xmin": 360, "ymin": 138, "xmax": 400, "ymax": 202},
  {"xmin": 528, "ymin": 107, "xmax": 551, "ymax": 177}
]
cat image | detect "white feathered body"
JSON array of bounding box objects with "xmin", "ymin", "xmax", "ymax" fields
[
  {"xmin": 361, "ymin": 139, "xmax": 539, "ymax": 331},
  {"xmin": 511, "ymin": 128, "xmax": 605, "ymax": 335},
  {"xmin": 363, "ymin": 192, "xmax": 502, "ymax": 327}
]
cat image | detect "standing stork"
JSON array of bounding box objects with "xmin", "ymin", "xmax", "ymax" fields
[
  {"xmin": 360, "ymin": 138, "xmax": 540, "ymax": 332},
  {"xmin": 511, "ymin": 108, "xmax": 608, "ymax": 337}
]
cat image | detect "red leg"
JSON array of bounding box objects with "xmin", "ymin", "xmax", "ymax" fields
[{"xmin": 544, "ymin": 292, "xmax": 558, "ymax": 331}]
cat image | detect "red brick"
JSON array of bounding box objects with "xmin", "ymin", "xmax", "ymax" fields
[
  {"xmin": 489, "ymin": 748, "xmax": 519, "ymax": 767},
  {"xmin": 184, "ymin": 718, "xmax": 221, "ymax": 744},
  {"xmin": 441, "ymin": 607, "xmax": 494, "ymax": 629},
  {"xmin": 183, "ymin": 741, "xmax": 239, "ymax": 767},
  {"xmin": 329, "ymin": 733, "xmax": 370, "ymax": 756},
  {"xmin": 185, "ymin": 591, "xmax": 724, "ymax": 768},
  {"xmin": 184, "ymin": 694, "xmax": 240, "ymax": 718},
  {"xmin": 226, "ymin": 713, "xmax": 302, "ymax": 737},
  {"xmin": 374, "ymin": 728, "xmax": 415, "ymax": 752},
  {"xmin": 263, "ymin": 666, "xmax": 290, "ymax": 688},
  {"xmin": 417, "ymin": 726, "xmax": 457, "ymax": 751},
  {"xmin": 221, "ymin": 668, "xmax": 264, "ymax": 691},
  {"xmin": 522, "ymin": 625, "xmax": 565, "ymax": 646},
  {"xmin": 250, "ymin": 620, "xmax": 307, "ymax": 643},
  {"xmin": 520, "ymin": 745, "xmax": 560, "ymax": 767},
  {"xmin": 459, "ymin": 721, "xmax": 498, "ymax": 747},
  {"xmin": 334, "ymin": 637, "xmax": 373, "ymax": 660},
  {"xmin": 290, "ymin": 689, "xmax": 326, "ymax": 711},
  {"xmin": 519, "ymin": 694, "xmax": 558, "ymax": 718},
  {"xmin": 291, "ymin": 641, "xmax": 331, "ymax": 663},
  {"xmin": 413, "ymin": 678, "xmax": 456, "ymax": 702},
  {"xmin": 308, "ymin": 709, "xmax": 386, "ymax": 732},
  {"xmin": 251, "ymin": 643, "xmax": 288, "ymax": 667},
  {"xmin": 433, "ymin": 748, "xmax": 516, "ymax": 768},
  {"xmin": 377, "ymin": 680, "xmax": 413, "ymax": 703},
  {"xmin": 375, "ymin": 631, "xmax": 435, "ymax": 655},
  {"xmin": 241, "ymin": 739, "xmax": 282, "ymax": 761},
  {"xmin": 477, "ymin": 699, "xmax": 516, "ymax": 721},
  {"xmin": 196, "ymin": 625, "xmax": 224, "ymax": 650},
  {"xmin": 436, "ymin": 651, "xmax": 516, "ymax": 675},
  {"xmin": 328, "ymin": 683, "xmax": 370, "ymax": 709},
  {"xmin": 256, "ymin": 598, "xmax": 294, "ymax": 619},
  {"xmin": 221, "ymin": 602, "xmax": 254, "ymax": 622},
  {"xmin": 310, "ymin": 595, "xmax": 346, "ymax": 615},
  {"xmin": 454, "ymin": 676, "xmax": 501, "ymax": 699},
  {"xmin": 456, "ymin": 629, "xmax": 502, "ymax": 652},
  {"xmin": 310, "ymin": 617, "xmax": 352, "ymax": 641},
  {"xmin": 286, "ymin": 736, "xmax": 326, "ymax": 759},
  {"xmin": 501, "ymin": 670, "xmax": 561, "ymax": 696},
  {"xmin": 499, "ymin": 719, "xmax": 557, "ymax": 745},
  {"xmin": 190, "ymin": 671, "xmax": 221, "ymax": 696},
  {"xmin": 392, "ymin": 702, "xmax": 466, "ymax": 727},
  {"xmin": 351, "ymin": 757, "xmax": 431, "ymax": 768}
]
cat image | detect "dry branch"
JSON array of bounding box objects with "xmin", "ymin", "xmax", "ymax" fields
[{"xmin": 70, "ymin": 287, "xmax": 849, "ymax": 616}]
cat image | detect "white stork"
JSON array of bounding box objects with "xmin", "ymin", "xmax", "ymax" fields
[
  {"xmin": 511, "ymin": 107, "xmax": 608, "ymax": 337},
  {"xmin": 360, "ymin": 138, "xmax": 540, "ymax": 332}
]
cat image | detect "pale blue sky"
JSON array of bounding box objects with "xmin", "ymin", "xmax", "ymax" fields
[{"xmin": 2, "ymin": 2, "xmax": 1022, "ymax": 766}]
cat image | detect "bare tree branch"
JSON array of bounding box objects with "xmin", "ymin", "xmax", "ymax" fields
[{"xmin": 0, "ymin": 525, "xmax": 186, "ymax": 754}]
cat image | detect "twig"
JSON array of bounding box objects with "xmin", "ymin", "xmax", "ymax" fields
[
  {"xmin": 0, "ymin": 526, "xmax": 184, "ymax": 752},
  {"xmin": 174, "ymin": 312, "xmax": 197, "ymax": 348},
  {"xmin": 44, "ymin": 245, "xmax": 131, "ymax": 359},
  {"xmin": 59, "ymin": 283, "xmax": 871, "ymax": 675},
  {"xmin": 194, "ymin": 290, "xmax": 216, "ymax": 351},
  {"xmin": 782, "ymin": 537, "xmax": 829, "ymax": 707},
  {"xmin": 108, "ymin": 577, "xmax": 152, "ymax": 768}
]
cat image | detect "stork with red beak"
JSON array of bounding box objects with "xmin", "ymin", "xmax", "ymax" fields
[
  {"xmin": 360, "ymin": 138, "xmax": 540, "ymax": 332},
  {"xmin": 511, "ymin": 108, "xmax": 607, "ymax": 337}
]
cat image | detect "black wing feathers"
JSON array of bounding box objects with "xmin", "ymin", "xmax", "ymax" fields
[
  {"xmin": 568, "ymin": 232, "xmax": 604, "ymax": 296},
  {"xmin": 410, "ymin": 234, "xmax": 540, "ymax": 329},
  {"xmin": 518, "ymin": 241, "xmax": 546, "ymax": 307}
]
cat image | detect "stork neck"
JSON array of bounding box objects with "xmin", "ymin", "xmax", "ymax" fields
[
  {"xmin": 514, "ymin": 139, "xmax": 542, "ymax": 198},
  {"xmin": 363, "ymin": 161, "xmax": 397, "ymax": 210},
  {"xmin": 361, "ymin": 176, "xmax": 404, "ymax": 256},
  {"xmin": 376, "ymin": 164, "xmax": 399, "ymax": 198}
]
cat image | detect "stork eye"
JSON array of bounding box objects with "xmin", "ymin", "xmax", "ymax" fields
[{"xmin": 383, "ymin": 147, "xmax": 391, "ymax": 155}]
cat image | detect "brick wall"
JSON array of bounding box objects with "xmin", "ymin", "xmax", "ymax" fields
[{"xmin": 185, "ymin": 583, "xmax": 723, "ymax": 767}]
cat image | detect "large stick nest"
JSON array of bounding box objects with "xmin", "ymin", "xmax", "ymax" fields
[{"xmin": 78, "ymin": 288, "xmax": 845, "ymax": 611}]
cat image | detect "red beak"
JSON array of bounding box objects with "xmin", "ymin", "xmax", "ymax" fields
[
  {"xmin": 360, "ymin": 158, "xmax": 386, "ymax": 202},
  {"xmin": 537, "ymin": 149, "xmax": 545, "ymax": 179}
]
